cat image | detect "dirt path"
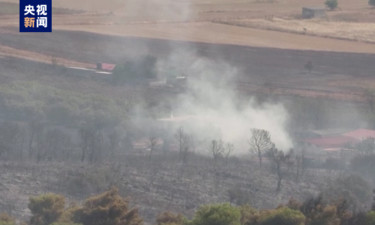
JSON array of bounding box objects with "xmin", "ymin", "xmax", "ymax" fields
[{"xmin": 0, "ymin": 44, "xmax": 96, "ymax": 68}]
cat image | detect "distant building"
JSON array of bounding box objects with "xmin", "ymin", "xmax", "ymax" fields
[
  {"xmin": 304, "ymin": 129, "xmax": 375, "ymax": 157},
  {"xmin": 96, "ymin": 63, "xmax": 116, "ymax": 72},
  {"xmin": 342, "ymin": 129, "xmax": 375, "ymax": 141},
  {"xmin": 305, "ymin": 136, "xmax": 356, "ymax": 152},
  {"xmin": 302, "ymin": 7, "xmax": 326, "ymax": 19}
]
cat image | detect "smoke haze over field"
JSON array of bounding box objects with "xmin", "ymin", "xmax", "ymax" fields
[
  {"xmin": 120, "ymin": 0, "xmax": 192, "ymax": 22},
  {"xmin": 157, "ymin": 50, "xmax": 293, "ymax": 153}
]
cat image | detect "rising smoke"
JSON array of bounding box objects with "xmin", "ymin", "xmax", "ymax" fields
[{"xmin": 157, "ymin": 50, "xmax": 293, "ymax": 154}]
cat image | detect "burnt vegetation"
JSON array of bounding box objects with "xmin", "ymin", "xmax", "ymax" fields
[{"xmin": 1, "ymin": 44, "xmax": 375, "ymax": 225}]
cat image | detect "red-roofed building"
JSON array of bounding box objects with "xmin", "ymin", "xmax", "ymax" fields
[
  {"xmin": 305, "ymin": 136, "xmax": 356, "ymax": 150},
  {"xmin": 303, "ymin": 128, "xmax": 375, "ymax": 157},
  {"xmin": 304, "ymin": 135, "xmax": 356, "ymax": 161},
  {"xmin": 96, "ymin": 63, "xmax": 116, "ymax": 72},
  {"xmin": 342, "ymin": 129, "xmax": 375, "ymax": 140}
]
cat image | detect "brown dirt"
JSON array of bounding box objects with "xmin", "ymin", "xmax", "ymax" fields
[
  {"xmin": 53, "ymin": 21, "xmax": 375, "ymax": 54},
  {"xmin": 2, "ymin": 0, "xmax": 375, "ymax": 54},
  {"xmin": 0, "ymin": 44, "xmax": 96, "ymax": 69}
]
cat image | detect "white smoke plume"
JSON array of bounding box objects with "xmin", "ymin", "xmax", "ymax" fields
[{"xmin": 157, "ymin": 50, "xmax": 293, "ymax": 154}]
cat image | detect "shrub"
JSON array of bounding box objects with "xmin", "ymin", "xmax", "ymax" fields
[
  {"xmin": 239, "ymin": 205, "xmax": 258, "ymax": 225},
  {"xmin": 72, "ymin": 187, "xmax": 143, "ymax": 225},
  {"xmin": 28, "ymin": 193, "xmax": 65, "ymax": 225},
  {"xmin": 300, "ymin": 196, "xmax": 339, "ymax": 225},
  {"xmin": 325, "ymin": 0, "xmax": 338, "ymax": 10},
  {"xmin": 367, "ymin": 211, "xmax": 375, "ymax": 225},
  {"xmin": 55, "ymin": 204, "xmax": 81, "ymax": 224},
  {"xmin": 257, "ymin": 207, "xmax": 305, "ymax": 225},
  {"xmin": 0, "ymin": 213, "xmax": 15, "ymax": 225},
  {"xmin": 308, "ymin": 205, "xmax": 340, "ymax": 225},
  {"xmin": 189, "ymin": 203, "xmax": 241, "ymax": 225}
]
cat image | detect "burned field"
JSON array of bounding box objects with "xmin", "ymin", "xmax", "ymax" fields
[
  {"xmin": 0, "ymin": 27, "xmax": 375, "ymax": 224},
  {"xmin": 1, "ymin": 28, "xmax": 375, "ymax": 100}
]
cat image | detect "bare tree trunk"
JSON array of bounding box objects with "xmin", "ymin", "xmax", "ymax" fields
[
  {"xmin": 258, "ymin": 150, "xmax": 262, "ymax": 168},
  {"xmin": 277, "ymin": 176, "xmax": 282, "ymax": 192},
  {"xmin": 276, "ymin": 162, "xmax": 282, "ymax": 192}
]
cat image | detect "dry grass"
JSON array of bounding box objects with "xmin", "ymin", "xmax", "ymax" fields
[
  {"xmin": 221, "ymin": 18, "xmax": 375, "ymax": 43},
  {"xmin": 1, "ymin": 0, "xmax": 375, "ymax": 53},
  {"xmin": 51, "ymin": 21, "xmax": 375, "ymax": 54}
]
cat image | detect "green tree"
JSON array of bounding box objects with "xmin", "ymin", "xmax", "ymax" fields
[
  {"xmin": 73, "ymin": 187, "xmax": 143, "ymax": 225},
  {"xmin": 325, "ymin": 0, "xmax": 338, "ymax": 10},
  {"xmin": 189, "ymin": 203, "xmax": 241, "ymax": 225},
  {"xmin": 28, "ymin": 193, "xmax": 65, "ymax": 225}
]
